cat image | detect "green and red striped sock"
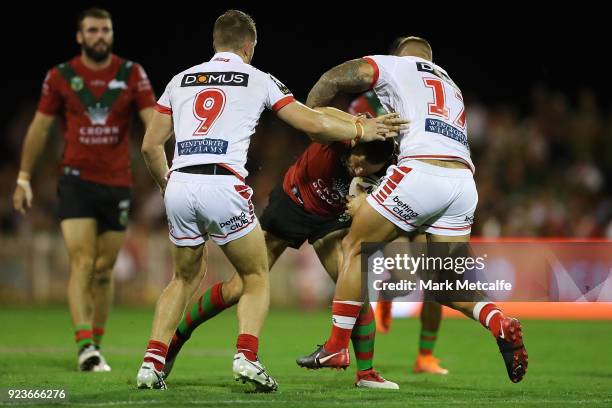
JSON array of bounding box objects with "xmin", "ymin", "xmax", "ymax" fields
[
  {"xmin": 419, "ymin": 329, "xmax": 438, "ymax": 356},
  {"xmin": 176, "ymin": 282, "xmax": 229, "ymax": 340},
  {"xmin": 75, "ymin": 324, "xmax": 93, "ymax": 351},
  {"xmin": 93, "ymin": 327, "xmax": 105, "ymax": 347},
  {"xmin": 351, "ymin": 304, "xmax": 376, "ymax": 372}
]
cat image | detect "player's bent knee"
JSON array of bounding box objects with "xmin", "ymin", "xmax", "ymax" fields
[
  {"xmin": 93, "ymin": 274, "xmax": 112, "ymax": 287},
  {"xmin": 92, "ymin": 264, "xmax": 113, "ymax": 286},
  {"xmin": 341, "ymin": 233, "xmax": 363, "ymax": 259},
  {"xmin": 237, "ymin": 265, "xmax": 268, "ymax": 280},
  {"xmin": 70, "ymin": 255, "xmax": 96, "ymax": 275},
  {"xmin": 173, "ymin": 266, "xmax": 203, "ymax": 285},
  {"xmin": 94, "ymin": 257, "xmax": 116, "ymax": 275},
  {"xmin": 232, "ymin": 251, "xmax": 268, "ymax": 278}
]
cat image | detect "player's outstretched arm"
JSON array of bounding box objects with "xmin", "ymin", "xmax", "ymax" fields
[
  {"xmin": 276, "ymin": 101, "xmax": 394, "ymax": 144},
  {"xmin": 313, "ymin": 106, "xmax": 360, "ymax": 123},
  {"xmin": 306, "ymin": 59, "xmax": 375, "ymax": 108},
  {"xmin": 314, "ymin": 107, "xmax": 408, "ymax": 144},
  {"xmin": 141, "ymin": 110, "xmax": 173, "ymax": 193},
  {"xmin": 13, "ymin": 112, "xmax": 55, "ymax": 214},
  {"xmin": 312, "ymin": 106, "xmax": 362, "ymax": 146}
]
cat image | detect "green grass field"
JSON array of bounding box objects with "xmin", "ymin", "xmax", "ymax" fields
[{"xmin": 1, "ymin": 307, "xmax": 611, "ymax": 407}]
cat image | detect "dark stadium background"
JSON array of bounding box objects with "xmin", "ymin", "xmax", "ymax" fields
[{"xmin": 3, "ymin": 4, "xmax": 609, "ymax": 116}]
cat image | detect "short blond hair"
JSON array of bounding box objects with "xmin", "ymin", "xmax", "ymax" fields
[{"xmin": 213, "ymin": 10, "xmax": 257, "ymax": 50}]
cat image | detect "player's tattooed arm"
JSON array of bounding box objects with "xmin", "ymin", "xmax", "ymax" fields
[{"xmin": 307, "ymin": 59, "xmax": 375, "ymax": 108}]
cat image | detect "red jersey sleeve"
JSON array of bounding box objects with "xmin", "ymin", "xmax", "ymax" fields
[
  {"xmin": 37, "ymin": 68, "xmax": 63, "ymax": 116},
  {"xmin": 336, "ymin": 140, "xmax": 352, "ymax": 149},
  {"xmin": 129, "ymin": 63, "xmax": 157, "ymax": 111}
]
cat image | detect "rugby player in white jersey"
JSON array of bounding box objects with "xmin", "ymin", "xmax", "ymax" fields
[{"xmin": 298, "ymin": 36, "xmax": 528, "ymax": 384}]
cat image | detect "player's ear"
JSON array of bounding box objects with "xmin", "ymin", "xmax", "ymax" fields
[
  {"xmin": 243, "ymin": 41, "xmax": 255, "ymax": 61},
  {"xmin": 76, "ymin": 30, "xmax": 83, "ymax": 45}
]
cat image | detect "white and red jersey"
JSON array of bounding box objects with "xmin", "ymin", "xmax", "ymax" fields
[
  {"xmin": 364, "ymin": 55, "xmax": 474, "ymax": 172},
  {"xmin": 156, "ymin": 52, "xmax": 295, "ymax": 178}
]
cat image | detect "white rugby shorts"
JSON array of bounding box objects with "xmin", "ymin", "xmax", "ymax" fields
[
  {"xmin": 164, "ymin": 171, "xmax": 257, "ymax": 246},
  {"xmin": 366, "ymin": 160, "xmax": 477, "ymax": 236}
]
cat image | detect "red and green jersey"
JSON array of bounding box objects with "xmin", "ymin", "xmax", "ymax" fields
[
  {"xmin": 281, "ymin": 92, "xmax": 390, "ymax": 218},
  {"xmin": 282, "ymin": 141, "xmax": 352, "ymax": 217},
  {"xmin": 37, "ymin": 54, "xmax": 156, "ymax": 187},
  {"xmin": 348, "ymin": 90, "xmax": 387, "ymax": 117}
]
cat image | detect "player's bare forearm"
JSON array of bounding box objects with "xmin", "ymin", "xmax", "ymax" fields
[
  {"xmin": 312, "ymin": 111, "xmax": 405, "ymax": 145},
  {"xmin": 312, "ymin": 112, "xmax": 361, "ymax": 143},
  {"xmin": 142, "ymin": 146, "xmax": 169, "ymax": 190},
  {"xmin": 306, "ymin": 59, "xmax": 374, "ymax": 108},
  {"xmin": 278, "ymin": 101, "xmax": 398, "ymax": 145},
  {"xmin": 141, "ymin": 110, "xmax": 173, "ymax": 191},
  {"xmin": 314, "ymin": 107, "xmax": 358, "ymax": 123},
  {"xmin": 18, "ymin": 112, "xmax": 55, "ymax": 177},
  {"xmin": 278, "ymin": 102, "xmax": 358, "ymax": 143},
  {"xmin": 311, "ymin": 107, "xmax": 360, "ymax": 144},
  {"xmin": 13, "ymin": 112, "xmax": 54, "ymax": 213}
]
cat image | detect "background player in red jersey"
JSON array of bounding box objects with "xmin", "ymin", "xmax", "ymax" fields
[
  {"xmin": 12, "ymin": 8, "xmax": 156, "ymax": 372},
  {"xmin": 161, "ymin": 122, "xmax": 401, "ymax": 389}
]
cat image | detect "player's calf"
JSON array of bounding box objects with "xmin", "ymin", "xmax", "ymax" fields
[{"xmin": 164, "ymin": 281, "xmax": 233, "ymax": 379}]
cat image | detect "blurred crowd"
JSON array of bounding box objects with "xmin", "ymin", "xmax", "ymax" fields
[{"xmin": 1, "ymin": 86, "xmax": 611, "ymax": 239}]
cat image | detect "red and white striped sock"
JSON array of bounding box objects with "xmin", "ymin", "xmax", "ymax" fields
[
  {"xmin": 143, "ymin": 340, "xmax": 168, "ymax": 371},
  {"xmin": 473, "ymin": 302, "xmax": 503, "ymax": 337},
  {"xmin": 236, "ymin": 334, "xmax": 259, "ymax": 361},
  {"xmin": 325, "ymin": 299, "xmax": 363, "ymax": 353}
]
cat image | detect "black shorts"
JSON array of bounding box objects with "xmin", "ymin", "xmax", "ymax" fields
[
  {"xmin": 260, "ymin": 184, "xmax": 351, "ymax": 249},
  {"xmin": 57, "ymin": 174, "xmax": 131, "ymax": 234}
]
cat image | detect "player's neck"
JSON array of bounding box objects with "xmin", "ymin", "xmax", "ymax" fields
[
  {"xmin": 80, "ymin": 53, "xmax": 113, "ymax": 71},
  {"xmin": 399, "ymin": 52, "xmax": 431, "ymax": 61},
  {"xmin": 215, "ymin": 49, "xmax": 249, "ymax": 64}
]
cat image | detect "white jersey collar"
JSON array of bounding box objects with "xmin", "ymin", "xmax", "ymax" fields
[{"xmin": 210, "ymin": 52, "xmax": 245, "ymax": 64}]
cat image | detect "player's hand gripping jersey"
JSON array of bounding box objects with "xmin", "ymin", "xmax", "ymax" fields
[
  {"xmin": 363, "ymin": 56, "xmax": 473, "ymax": 172},
  {"xmin": 156, "ymin": 52, "xmax": 295, "ymax": 179}
]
